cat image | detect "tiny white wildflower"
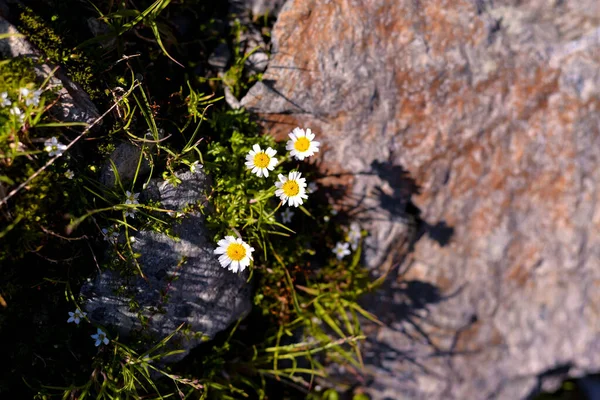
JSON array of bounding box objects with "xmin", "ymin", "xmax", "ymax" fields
[
  {"xmin": 331, "ymin": 209, "xmax": 338, "ymax": 216},
  {"xmin": 10, "ymin": 106, "xmax": 24, "ymax": 123},
  {"xmin": 67, "ymin": 309, "xmax": 87, "ymax": 325},
  {"xmin": 347, "ymin": 222, "xmax": 362, "ymax": 250},
  {"xmin": 64, "ymin": 169, "xmax": 74, "ymax": 179},
  {"xmin": 44, "ymin": 137, "xmax": 67, "ymax": 157},
  {"xmin": 21, "ymin": 88, "xmax": 42, "ymax": 107},
  {"xmin": 214, "ymin": 236, "xmax": 255, "ymax": 273},
  {"xmin": 323, "ymin": 215, "xmax": 330, "ymax": 222},
  {"xmin": 281, "ymin": 208, "xmax": 294, "ymax": 224},
  {"xmin": 307, "ymin": 182, "xmax": 318, "ymax": 193},
  {"xmin": 102, "ymin": 228, "xmax": 119, "ymax": 244},
  {"xmin": 124, "ymin": 209, "xmax": 137, "ymax": 219},
  {"xmin": 123, "ymin": 191, "xmax": 140, "ymax": 218},
  {"xmin": 245, "ymin": 144, "xmax": 278, "ymax": 178},
  {"xmin": 274, "ymin": 171, "xmax": 308, "ymax": 207},
  {"xmin": 332, "ymin": 242, "xmax": 351, "ymax": 260},
  {"xmin": 190, "ymin": 160, "xmax": 203, "ymax": 173},
  {"xmin": 0, "ymin": 92, "xmax": 11, "ymax": 107},
  {"xmin": 286, "ymin": 127, "xmax": 320, "ymax": 161},
  {"xmin": 91, "ymin": 328, "xmax": 109, "ymax": 346},
  {"xmin": 124, "ymin": 191, "xmax": 140, "ymax": 205}
]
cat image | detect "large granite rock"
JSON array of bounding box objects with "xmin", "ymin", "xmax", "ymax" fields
[
  {"xmin": 82, "ymin": 171, "xmax": 252, "ymax": 359},
  {"xmin": 241, "ymin": 0, "xmax": 600, "ymax": 399}
]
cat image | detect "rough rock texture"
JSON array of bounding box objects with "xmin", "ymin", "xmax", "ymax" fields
[
  {"xmin": 82, "ymin": 171, "xmax": 252, "ymax": 360},
  {"xmin": 99, "ymin": 131, "xmax": 160, "ymax": 187},
  {"xmin": 229, "ymin": 1, "xmax": 271, "ymax": 75},
  {"xmin": 0, "ymin": 16, "xmax": 100, "ymax": 125},
  {"xmin": 241, "ymin": 0, "xmax": 600, "ymax": 399}
]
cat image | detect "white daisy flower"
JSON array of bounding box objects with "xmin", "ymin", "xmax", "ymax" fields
[
  {"xmin": 286, "ymin": 127, "xmax": 320, "ymax": 161},
  {"xmin": 44, "ymin": 137, "xmax": 67, "ymax": 157},
  {"xmin": 0, "ymin": 92, "xmax": 11, "ymax": 107},
  {"xmin": 91, "ymin": 328, "xmax": 109, "ymax": 347},
  {"xmin": 245, "ymin": 144, "xmax": 278, "ymax": 178},
  {"xmin": 124, "ymin": 191, "xmax": 139, "ymax": 205},
  {"xmin": 281, "ymin": 208, "xmax": 294, "ymax": 224},
  {"xmin": 333, "ymin": 242, "xmax": 351, "ymax": 260},
  {"xmin": 190, "ymin": 160, "xmax": 203, "ymax": 173},
  {"xmin": 67, "ymin": 309, "xmax": 87, "ymax": 325},
  {"xmin": 65, "ymin": 169, "xmax": 74, "ymax": 179},
  {"xmin": 213, "ymin": 236, "xmax": 255, "ymax": 273},
  {"xmin": 307, "ymin": 182, "xmax": 318, "ymax": 193},
  {"xmin": 347, "ymin": 222, "xmax": 362, "ymax": 250},
  {"xmin": 274, "ymin": 171, "xmax": 308, "ymax": 207}
]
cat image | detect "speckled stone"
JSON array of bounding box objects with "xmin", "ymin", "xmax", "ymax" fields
[{"xmin": 241, "ymin": 0, "xmax": 600, "ymax": 398}]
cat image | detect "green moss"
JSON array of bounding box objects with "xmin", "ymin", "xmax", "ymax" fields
[{"xmin": 17, "ymin": 6, "xmax": 100, "ymax": 98}]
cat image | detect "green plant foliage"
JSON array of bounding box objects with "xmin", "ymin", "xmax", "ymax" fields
[{"xmin": 0, "ymin": 3, "xmax": 380, "ymax": 400}]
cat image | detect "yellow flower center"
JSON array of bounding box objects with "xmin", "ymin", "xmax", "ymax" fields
[
  {"xmin": 253, "ymin": 152, "xmax": 271, "ymax": 168},
  {"xmin": 294, "ymin": 137, "xmax": 310, "ymax": 152},
  {"xmin": 282, "ymin": 180, "xmax": 300, "ymax": 197},
  {"xmin": 226, "ymin": 243, "xmax": 247, "ymax": 261}
]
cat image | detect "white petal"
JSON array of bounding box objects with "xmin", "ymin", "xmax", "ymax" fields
[
  {"xmin": 219, "ymin": 254, "xmax": 230, "ymax": 264},
  {"xmin": 231, "ymin": 260, "xmax": 240, "ymax": 272},
  {"xmin": 266, "ymin": 147, "xmax": 277, "ymax": 157},
  {"xmin": 263, "ymin": 168, "xmax": 269, "ymax": 177},
  {"xmin": 252, "ymin": 144, "xmax": 261, "ymax": 153},
  {"xmin": 293, "ymin": 127, "xmax": 305, "ymax": 137}
]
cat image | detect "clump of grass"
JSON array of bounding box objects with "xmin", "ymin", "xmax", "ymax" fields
[{"xmin": 1, "ymin": 3, "xmax": 380, "ymax": 400}]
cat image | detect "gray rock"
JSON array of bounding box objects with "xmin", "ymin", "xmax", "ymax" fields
[
  {"xmin": 83, "ymin": 170, "xmax": 252, "ymax": 360},
  {"xmin": 242, "ymin": 28, "xmax": 269, "ymax": 75},
  {"xmin": 208, "ymin": 42, "xmax": 232, "ymax": 72},
  {"xmin": 224, "ymin": 86, "xmax": 242, "ymax": 110},
  {"xmin": 230, "ymin": 0, "xmax": 287, "ymax": 18},
  {"xmin": 241, "ymin": 0, "xmax": 600, "ymax": 399},
  {"xmin": 0, "ymin": 16, "xmax": 100, "ymax": 125},
  {"xmin": 228, "ymin": 1, "xmax": 271, "ymax": 76},
  {"xmin": 99, "ymin": 132, "xmax": 158, "ymax": 187}
]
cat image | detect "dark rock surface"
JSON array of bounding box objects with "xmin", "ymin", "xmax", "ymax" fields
[
  {"xmin": 82, "ymin": 171, "xmax": 252, "ymax": 360},
  {"xmin": 99, "ymin": 131, "xmax": 160, "ymax": 187},
  {"xmin": 241, "ymin": 0, "xmax": 600, "ymax": 398}
]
